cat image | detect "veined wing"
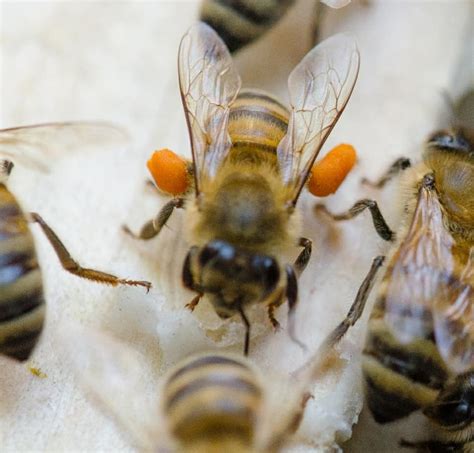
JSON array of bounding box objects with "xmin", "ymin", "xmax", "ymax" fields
[
  {"xmin": 384, "ymin": 177, "xmax": 456, "ymax": 346},
  {"xmin": 178, "ymin": 22, "xmax": 241, "ymax": 196},
  {"xmin": 276, "ymin": 34, "xmax": 359, "ymax": 206},
  {"xmin": 0, "ymin": 122, "xmax": 127, "ymax": 172},
  {"xmin": 432, "ymin": 247, "xmax": 473, "ymax": 373}
]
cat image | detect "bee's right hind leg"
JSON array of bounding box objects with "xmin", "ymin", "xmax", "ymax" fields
[
  {"xmin": 315, "ymin": 199, "xmax": 395, "ymax": 242},
  {"xmin": 122, "ymin": 197, "xmax": 184, "ymax": 240},
  {"xmin": 362, "ymin": 157, "xmax": 411, "ymax": 189}
]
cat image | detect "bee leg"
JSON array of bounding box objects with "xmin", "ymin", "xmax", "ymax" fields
[
  {"xmin": 122, "ymin": 197, "xmax": 184, "ymax": 240},
  {"xmin": 237, "ymin": 305, "xmax": 251, "ymax": 356},
  {"xmin": 285, "ymin": 265, "xmax": 307, "ymax": 351},
  {"xmin": 362, "ymin": 157, "xmax": 411, "ymax": 188},
  {"xmin": 28, "ymin": 212, "xmax": 151, "ymax": 291},
  {"xmin": 315, "ymin": 199, "xmax": 395, "ymax": 241},
  {"xmin": 182, "ymin": 246, "xmax": 203, "ymax": 311},
  {"xmin": 319, "ymin": 256, "xmax": 384, "ymax": 352},
  {"xmin": 266, "ymin": 290, "xmax": 285, "ymax": 331},
  {"xmin": 294, "ymin": 237, "xmax": 312, "ymax": 277},
  {"xmin": 185, "ymin": 293, "xmax": 202, "ymax": 312}
]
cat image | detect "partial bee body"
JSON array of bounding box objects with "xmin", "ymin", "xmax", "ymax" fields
[
  {"xmin": 0, "ymin": 123, "xmax": 151, "ymax": 362},
  {"xmin": 318, "ymin": 127, "xmax": 474, "ymax": 451},
  {"xmin": 124, "ymin": 23, "xmax": 360, "ymax": 354},
  {"xmin": 60, "ymin": 255, "xmax": 384, "ymax": 452},
  {"xmin": 0, "ymin": 169, "xmax": 44, "ymax": 361},
  {"xmin": 200, "ymin": 0, "xmax": 351, "ymax": 53}
]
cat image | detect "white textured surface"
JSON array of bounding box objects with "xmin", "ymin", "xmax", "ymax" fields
[{"xmin": 0, "ymin": 1, "xmax": 471, "ymax": 451}]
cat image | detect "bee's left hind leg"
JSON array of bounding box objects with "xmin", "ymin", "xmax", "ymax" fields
[
  {"xmin": 122, "ymin": 197, "xmax": 184, "ymax": 240},
  {"xmin": 28, "ymin": 212, "xmax": 151, "ymax": 290}
]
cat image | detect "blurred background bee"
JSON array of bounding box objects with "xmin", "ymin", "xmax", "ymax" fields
[
  {"xmin": 318, "ymin": 92, "xmax": 474, "ymax": 451},
  {"xmin": 0, "ymin": 123, "xmax": 151, "ymax": 362},
  {"xmin": 200, "ymin": 0, "xmax": 352, "ymax": 53},
  {"xmin": 124, "ymin": 22, "xmax": 360, "ymax": 354},
  {"xmin": 59, "ymin": 255, "xmax": 383, "ymax": 453}
]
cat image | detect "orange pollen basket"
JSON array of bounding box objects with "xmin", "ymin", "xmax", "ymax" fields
[
  {"xmin": 147, "ymin": 148, "xmax": 189, "ymax": 196},
  {"xmin": 308, "ymin": 143, "xmax": 357, "ymax": 197}
]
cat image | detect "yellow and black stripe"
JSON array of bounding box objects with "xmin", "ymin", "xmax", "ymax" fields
[
  {"xmin": 163, "ymin": 354, "xmax": 262, "ymax": 447},
  {"xmin": 0, "ymin": 185, "xmax": 44, "ymax": 361},
  {"xmin": 228, "ymin": 89, "xmax": 289, "ymax": 165},
  {"xmin": 362, "ymin": 289, "xmax": 450, "ymax": 423},
  {"xmin": 200, "ymin": 0, "xmax": 295, "ymax": 52}
]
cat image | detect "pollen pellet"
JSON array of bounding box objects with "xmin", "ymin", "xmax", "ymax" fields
[
  {"xmin": 147, "ymin": 149, "xmax": 189, "ymax": 196},
  {"xmin": 308, "ymin": 143, "xmax": 357, "ymax": 197}
]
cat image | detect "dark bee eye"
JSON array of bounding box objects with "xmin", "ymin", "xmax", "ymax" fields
[
  {"xmin": 255, "ymin": 256, "xmax": 280, "ymax": 292},
  {"xmin": 424, "ymin": 401, "xmax": 471, "ymax": 427},
  {"xmin": 199, "ymin": 240, "xmax": 235, "ymax": 266}
]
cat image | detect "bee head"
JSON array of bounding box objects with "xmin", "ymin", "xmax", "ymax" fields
[{"xmin": 199, "ymin": 240, "xmax": 281, "ymax": 301}]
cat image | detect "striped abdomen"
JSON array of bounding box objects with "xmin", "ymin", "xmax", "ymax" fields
[
  {"xmin": 163, "ymin": 354, "xmax": 262, "ymax": 450},
  {"xmin": 228, "ymin": 89, "xmax": 289, "ymax": 166},
  {"xmin": 0, "ymin": 184, "xmax": 44, "ymax": 361},
  {"xmin": 362, "ymin": 268, "xmax": 451, "ymax": 423},
  {"xmin": 200, "ymin": 0, "xmax": 294, "ymax": 52}
]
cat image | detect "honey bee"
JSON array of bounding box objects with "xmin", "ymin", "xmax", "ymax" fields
[
  {"xmin": 317, "ymin": 127, "xmax": 474, "ymax": 451},
  {"xmin": 124, "ymin": 22, "xmax": 360, "ymax": 354},
  {"xmin": 60, "ymin": 255, "xmax": 384, "ymax": 453},
  {"xmin": 0, "ymin": 123, "xmax": 151, "ymax": 361},
  {"xmin": 200, "ymin": 0, "xmax": 351, "ymax": 53}
]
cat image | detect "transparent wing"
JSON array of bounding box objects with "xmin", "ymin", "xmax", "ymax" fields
[
  {"xmin": 0, "ymin": 122, "xmax": 127, "ymax": 172},
  {"xmin": 55, "ymin": 323, "xmax": 173, "ymax": 452},
  {"xmin": 277, "ymin": 34, "xmax": 359, "ymax": 205},
  {"xmin": 432, "ymin": 248, "xmax": 473, "ymax": 374},
  {"xmin": 384, "ymin": 184, "xmax": 455, "ymax": 343},
  {"xmin": 178, "ymin": 22, "xmax": 241, "ymax": 195}
]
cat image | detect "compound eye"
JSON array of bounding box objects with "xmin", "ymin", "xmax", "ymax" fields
[
  {"xmin": 257, "ymin": 256, "xmax": 280, "ymax": 293},
  {"xmin": 424, "ymin": 400, "xmax": 471, "ymax": 428},
  {"xmin": 199, "ymin": 240, "xmax": 235, "ymax": 266}
]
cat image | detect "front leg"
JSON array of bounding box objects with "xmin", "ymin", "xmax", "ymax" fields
[
  {"xmin": 286, "ymin": 265, "xmax": 306, "ymax": 351},
  {"xmin": 182, "ymin": 246, "xmax": 203, "ymax": 311},
  {"xmin": 122, "ymin": 197, "xmax": 184, "ymax": 240},
  {"xmin": 29, "ymin": 213, "xmax": 151, "ymax": 290},
  {"xmin": 294, "ymin": 237, "xmax": 312, "ymax": 277},
  {"xmin": 315, "ymin": 199, "xmax": 395, "ymax": 242}
]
